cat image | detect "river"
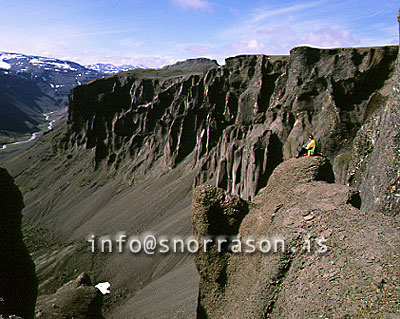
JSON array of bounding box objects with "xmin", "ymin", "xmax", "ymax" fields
[{"xmin": 1, "ymin": 111, "xmax": 56, "ymax": 150}]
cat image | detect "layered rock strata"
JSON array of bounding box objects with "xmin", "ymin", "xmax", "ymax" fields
[{"xmin": 64, "ymin": 46, "xmax": 398, "ymax": 211}]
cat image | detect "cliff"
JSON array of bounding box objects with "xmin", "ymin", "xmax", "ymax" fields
[
  {"xmin": 0, "ymin": 168, "xmax": 38, "ymax": 319},
  {"xmin": 64, "ymin": 46, "xmax": 398, "ymax": 210}
]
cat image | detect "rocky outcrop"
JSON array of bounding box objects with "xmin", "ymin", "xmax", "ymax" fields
[
  {"xmin": 63, "ymin": 47, "xmax": 398, "ymax": 208},
  {"xmin": 35, "ymin": 272, "xmax": 104, "ymax": 319},
  {"xmin": 192, "ymin": 156, "xmax": 400, "ymax": 318},
  {"xmin": 0, "ymin": 168, "xmax": 38, "ymax": 319}
]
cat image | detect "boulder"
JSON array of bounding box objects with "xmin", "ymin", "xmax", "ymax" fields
[{"xmin": 35, "ymin": 272, "xmax": 104, "ymax": 319}]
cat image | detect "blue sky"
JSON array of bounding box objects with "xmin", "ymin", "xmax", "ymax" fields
[{"xmin": 0, "ymin": 0, "xmax": 398, "ymax": 67}]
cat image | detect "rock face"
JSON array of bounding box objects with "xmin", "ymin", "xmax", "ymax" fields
[
  {"xmin": 0, "ymin": 168, "xmax": 38, "ymax": 319},
  {"xmin": 63, "ymin": 47, "xmax": 398, "ymax": 211},
  {"xmin": 348, "ymin": 12, "xmax": 400, "ymax": 214},
  {"xmin": 35, "ymin": 272, "xmax": 104, "ymax": 319},
  {"xmin": 192, "ymin": 157, "xmax": 400, "ymax": 318},
  {"xmin": 161, "ymin": 58, "xmax": 219, "ymax": 72}
]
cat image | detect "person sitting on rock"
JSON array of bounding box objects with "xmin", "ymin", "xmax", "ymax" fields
[
  {"xmin": 306, "ymin": 135, "xmax": 316, "ymax": 156},
  {"xmin": 296, "ymin": 135, "xmax": 316, "ymax": 158}
]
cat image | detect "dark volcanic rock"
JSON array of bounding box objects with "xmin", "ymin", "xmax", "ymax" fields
[
  {"xmin": 64, "ymin": 45, "xmax": 398, "ymax": 207},
  {"xmin": 36, "ymin": 272, "xmax": 104, "ymax": 319},
  {"xmin": 0, "ymin": 168, "xmax": 38, "ymax": 319},
  {"xmin": 161, "ymin": 58, "xmax": 219, "ymax": 72},
  {"xmin": 348, "ymin": 12, "xmax": 400, "ymax": 215},
  {"xmin": 192, "ymin": 157, "xmax": 400, "ymax": 318},
  {"xmin": 192, "ymin": 184, "xmax": 249, "ymax": 237}
]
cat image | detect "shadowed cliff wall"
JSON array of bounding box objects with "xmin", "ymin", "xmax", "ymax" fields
[
  {"xmin": 64, "ymin": 46, "xmax": 398, "ymax": 211},
  {"xmin": 0, "ymin": 168, "xmax": 38, "ymax": 319}
]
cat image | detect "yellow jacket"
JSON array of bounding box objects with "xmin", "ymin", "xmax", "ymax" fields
[{"xmin": 306, "ymin": 139, "xmax": 316, "ymax": 150}]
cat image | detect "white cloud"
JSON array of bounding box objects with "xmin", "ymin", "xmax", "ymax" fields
[
  {"xmin": 225, "ymin": 40, "xmax": 267, "ymax": 56},
  {"xmin": 228, "ymin": 6, "xmax": 240, "ymax": 16},
  {"xmin": 180, "ymin": 43, "xmax": 214, "ymax": 55},
  {"xmin": 256, "ymin": 26, "xmax": 296, "ymax": 37},
  {"xmin": 250, "ymin": 0, "xmax": 326, "ymax": 24},
  {"xmin": 119, "ymin": 38, "xmax": 142, "ymax": 49},
  {"xmin": 299, "ymin": 28, "xmax": 359, "ymax": 48},
  {"xmin": 171, "ymin": 0, "xmax": 213, "ymax": 11},
  {"xmin": 59, "ymin": 28, "xmax": 141, "ymax": 39},
  {"xmin": 217, "ymin": 1, "xmax": 374, "ymax": 55},
  {"xmin": 221, "ymin": 1, "xmax": 328, "ymax": 40},
  {"xmin": 74, "ymin": 53, "xmax": 178, "ymax": 69},
  {"xmin": 0, "ymin": 22, "xmax": 176, "ymax": 69}
]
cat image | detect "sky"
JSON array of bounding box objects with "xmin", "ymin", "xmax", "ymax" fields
[{"xmin": 0, "ymin": 0, "xmax": 398, "ymax": 68}]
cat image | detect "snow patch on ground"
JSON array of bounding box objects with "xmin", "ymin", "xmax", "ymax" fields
[{"xmin": 95, "ymin": 282, "xmax": 111, "ymax": 295}]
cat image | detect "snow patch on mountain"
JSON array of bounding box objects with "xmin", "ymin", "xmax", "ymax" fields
[
  {"xmin": 1, "ymin": 51, "xmax": 148, "ymax": 76},
  {"xmin": 30, "ymin": 58, "xmax": 78, "ymax": 71},
  {"xmin": 0, "ymin": 60, "xmax": 11, "ymax": 70},
  {"xmin": 0, "ymin": 53, "xmax": 12, "ymax": 69},
  {"xmin": 86, "ymin": 63, "xmax": 147, "ymax": 74}
]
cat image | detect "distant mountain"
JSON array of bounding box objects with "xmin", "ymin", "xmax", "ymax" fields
[
  {"xmin": 0, "ymin": 51, "xmax": 103, "ymax": 88},
  {"xmin": 86, "ymin": 63, "xmax": 147, "ymax": 74},
  {"xmin": 161, "ymin": 57, "xmax": 219, "ymax": 72},
  {"xmin": 0, "ymin": 52, "xmax": 109, "ymax": 143}
]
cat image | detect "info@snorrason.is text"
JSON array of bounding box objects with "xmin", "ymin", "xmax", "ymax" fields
[{"xmin": 87, "ymin": 233, "xmax": 328, "ymax": 255}]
